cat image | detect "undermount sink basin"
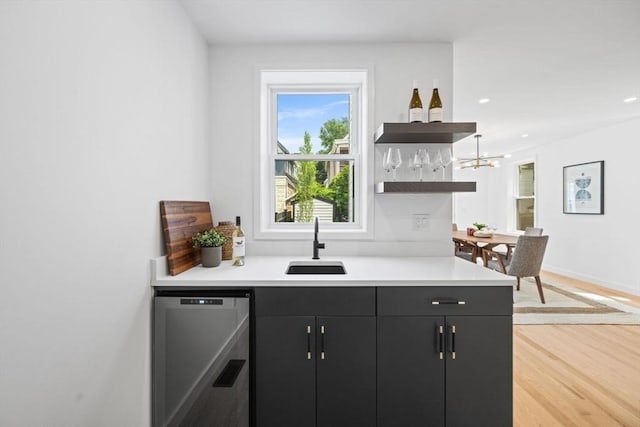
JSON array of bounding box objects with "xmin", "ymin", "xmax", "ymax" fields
[{"xmin": 286, "ymin": 260, "xmax": 346, "ymax": 275}]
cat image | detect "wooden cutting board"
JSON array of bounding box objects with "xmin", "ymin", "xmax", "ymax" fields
[{"xmin": 160, "ymin": 200, "xmax": 213, "ymax": 275}]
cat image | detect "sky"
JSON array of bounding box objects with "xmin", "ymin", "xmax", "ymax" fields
[{"xmin": 277, "ymin": 93, "xmax": 350, "ymax": 153}]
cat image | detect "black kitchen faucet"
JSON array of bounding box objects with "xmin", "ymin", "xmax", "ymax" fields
[{"xmin": 312, "ymin": 217, "xmax": 325, "ymax": 259}]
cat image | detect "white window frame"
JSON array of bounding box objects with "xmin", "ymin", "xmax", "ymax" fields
[{"xmin": 255, "ymin": 68, "xmax": 372, "ymax": 240}]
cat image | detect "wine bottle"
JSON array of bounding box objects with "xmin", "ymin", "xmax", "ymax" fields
[
  {"xmin": 428, "ymin": 79, "xmax": 443, "ymax": 123},
  {"xmin": 408, "ymin": 80, "xmax": 423, "ymax": 123},
  {"xmin": 232, "ymin": 216, "xmax": 245, "ymax": 266}
]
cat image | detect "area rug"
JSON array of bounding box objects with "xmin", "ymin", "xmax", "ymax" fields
[{"xmin": 513, "ymin": 278, "xmax": 640, "ymax": 325}]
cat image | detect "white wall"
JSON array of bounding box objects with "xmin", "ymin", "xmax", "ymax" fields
[
  {"xmin": 0, "ymin": 2, "xmax": 209, "ymax": 426},
  {"xmin": 454, "ymin": 118, "xmax": 640, "ymax": 295},
  {"xmin": 208, "ymin": 43, "xmax": 456, "ymax": 256}
]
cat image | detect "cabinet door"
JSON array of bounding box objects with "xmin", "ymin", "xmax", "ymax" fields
[
  {"xmin": 255, "ymin": 316, "xmax": 316, "ymax": 427},
  {"xmin": 316, "ymin": 316, "xmax": 376, "ymax": 427},
  {"xmin": 445, "ymin": 315, "xmax": 512, "ymax": 427},
  {"xmin": 377, "ymin": 316, "xmax": 445, "ymax": 427}
]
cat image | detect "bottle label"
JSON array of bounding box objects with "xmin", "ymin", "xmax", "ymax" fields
[
  {"xmin": 428, "ymin": 108, "xmax": 443, "ymax": 122},
  {"xmin": 232, "ymin": 236, "xmax": 245, "ymax": 257},
  {"xmin": 409, "ymin": 108, "xmax": 423, "ymax": 123}
]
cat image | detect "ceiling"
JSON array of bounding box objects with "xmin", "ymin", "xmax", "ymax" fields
[{"xmin": 179, "ymin": 0, "xmax": 640, "ymax": 156}]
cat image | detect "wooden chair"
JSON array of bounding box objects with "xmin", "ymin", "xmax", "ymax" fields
[
  {"xmin": 483, "ymin": 235, "xmax": 549, "ymax": 303},
  {"xmin": 452, "ymin": 223, "xmax": 476, "ymax": 263}
]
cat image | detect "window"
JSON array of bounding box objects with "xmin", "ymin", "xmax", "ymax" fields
[
  {"xmin": 256, "ymin": 69, "xmax": 370, "ymax": 239},
  {"xmin": 515, "ymin": 162, "xmax": 535, "ymax": 231}
]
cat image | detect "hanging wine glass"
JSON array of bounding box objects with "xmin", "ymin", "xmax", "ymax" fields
[
  {"xmin": 388, "ymin": 147, "xmax": 402, "ymax": 181},
  {"xmin": 414, "ymin": 148, "xmax": 429, "ymax": 181},
  {"xmin": 382, "ymin": 149, "xmax": 391, "ymax": 179},
  {"xmin": 407, "ymin": 155, "xmax": 416, "ymax": 180},
  {"xmin": 430, "ymin": 150, "xmax": 443, "ymax": 180},
  {"xmin": 440, "ymin": 147, "xmax": 453, "ymax": 180},
  {"xmin": 413, "ymin": 151, "xmax": 422, "ymax": 181}
]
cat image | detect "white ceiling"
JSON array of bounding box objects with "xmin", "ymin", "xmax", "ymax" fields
[{"xmin": 179, "ymin": 0, "xmax": 640, "ymax": 156}]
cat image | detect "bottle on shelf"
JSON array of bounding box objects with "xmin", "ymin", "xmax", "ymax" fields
[
  {"xmin": 428, "ymin": 79, "xmax": 443, "ymax": 123},
  {"xmin": 232, "ymin": 216, "xmax": 245, "ymax": 266},
  {"xmin": 408, "ymin": 80, "xmax": 423, "ymax": 123}
]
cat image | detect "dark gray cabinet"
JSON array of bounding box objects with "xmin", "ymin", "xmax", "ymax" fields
[
  {"xmin": 377, "ymin": 287, "xmax": 513, "ymax": 427},
  {"xmin": 254, "ymin": 288, "xmax": 376, "ymax": 427},
  {"xmin": 254, "ymin": 285, "xmax": 512, "ymax": 427},
  {"xmin": 444, "ymin": 316, "xmax": 512, "ymax": 427},
  {"xmin": 255, "ymin": 315, "xmax": 315, "ymax": 427},
  {"xmin": 378, "ymin": 315, "xmax": 445, "ymax": 426}
]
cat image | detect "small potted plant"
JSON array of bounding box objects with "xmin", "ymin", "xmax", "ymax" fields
[{"xmin": 192, "ymin": 228, "xmax": 226, "ymax": 267}]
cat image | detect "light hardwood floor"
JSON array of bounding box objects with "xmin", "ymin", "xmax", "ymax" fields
[{"xmin": 514, "ymin": 273, "xmax": 640, "ymax": 426}]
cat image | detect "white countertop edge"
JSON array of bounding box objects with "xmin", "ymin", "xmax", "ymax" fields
[{"xmin": 151, "ymin": 256, "xmax": 515, "ymax": 287}]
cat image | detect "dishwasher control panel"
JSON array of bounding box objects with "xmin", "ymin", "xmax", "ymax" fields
[{"xmin": 180, "ymin": 298, "xmax": 223, "ymax": 305}]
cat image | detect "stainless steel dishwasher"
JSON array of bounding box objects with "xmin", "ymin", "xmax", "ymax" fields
[{"xmin": 153, "ymin": 289, "xmax": 252, "ymax": 427}]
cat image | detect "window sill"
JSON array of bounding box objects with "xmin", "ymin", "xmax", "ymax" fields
[{"xmin": 254, "ymin": 225, "xmax": 374, "ymax": 241}]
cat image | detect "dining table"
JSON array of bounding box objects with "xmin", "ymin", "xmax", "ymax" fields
[{"xmin": 452, "ymin": 230, "xmax": 519, "ymax": 264}]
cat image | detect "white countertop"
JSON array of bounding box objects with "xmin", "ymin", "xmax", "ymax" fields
[{"xmin": 151, "ymin": 256, "xmax": 515, "ymax": 287}]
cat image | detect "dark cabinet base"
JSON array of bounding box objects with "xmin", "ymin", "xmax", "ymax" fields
[
  {"xmin": 378, "ymin": 315, "xmax": 445, "ymax": 427},
  {"xmin": 316, "ymin": 316, "xmax": 376, "ymax": 427},
  {"xmin": 378, "ymin": 315, "xmax": 512, "ymax": 427},
  {"xmin": 445, "ymin": 316, "xmax": 512, "ymax": 427},
  {"xmin": 255, "ymin": 287, "xmax": 377, "ymax": 427},
  {"xmin": 255, "ymin": 316, "xmax": 315, "ymax": 427},
  {"xmin": 255, "ymin": 286, "xmax": 512, "ymax": 427}
]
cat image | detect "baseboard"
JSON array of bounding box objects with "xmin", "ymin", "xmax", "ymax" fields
[{"xmin": 543, "ymin": 265, "xmax": 639, "ymax": 296}]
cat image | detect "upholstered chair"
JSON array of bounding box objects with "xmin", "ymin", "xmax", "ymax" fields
[
  {"xmin": 524, "ymin": 227, "xmax": 543, "ymax": 236},
  {"xmin": 491, "ymin": 226, "xmax": 544, "ymax": 260},
  {"xmin": 483, "ymin": 235, "xmax": 549, "ymax": 303}
]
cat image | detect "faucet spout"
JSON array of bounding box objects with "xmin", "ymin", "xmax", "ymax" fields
[{"xmin": 312, "ymin": 217, "xmax": 325, "ymax": 259}]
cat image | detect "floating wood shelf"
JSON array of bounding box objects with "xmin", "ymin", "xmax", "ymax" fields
[
  {"xmin": 375, "ymin": 181, "xmax": 477, "ymax": 194},
  {"xmin": 374, "ymin": 122, "xmax": 477, "ymax": 144}
]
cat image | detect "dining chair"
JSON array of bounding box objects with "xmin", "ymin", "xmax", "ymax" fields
[
  {"xmin": 483, "ymin": 235, "xmax": 549, "ymax": 303},
  {"xmin": 524, "ymin": 227, "xmax": 544, "ymax": 236},
  {"xmin": 493, "ymin": 226, "xmax": 544, "ymax": 260},
  {"xmin": 452, "ymin": 223, "xmax": 476, "ymax": 263}
]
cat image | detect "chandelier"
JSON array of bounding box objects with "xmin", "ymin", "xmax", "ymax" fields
[{"xmin": 455, "ymin": 134, "xmax": 511, "ymax": 169}]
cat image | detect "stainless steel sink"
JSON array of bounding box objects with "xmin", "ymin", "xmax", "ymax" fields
[{"xmin": 285, "ymin": 260, "xmax": 346, "ymax": 275}]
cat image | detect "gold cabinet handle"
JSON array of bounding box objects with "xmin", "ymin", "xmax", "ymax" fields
[{"xmin": 451, "ymin": 325, "xmax": 456, "ymax": 360}]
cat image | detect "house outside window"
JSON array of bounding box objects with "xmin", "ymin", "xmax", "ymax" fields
[
  {"xmin": 256, "ymin": 69, "xmax": 370, "ymax": 239},
  {"xmin": 274, "ymin": 142, "xmax": 297, "ymax": 222},
  {"xmin": 515, "ymin": 162, "xmax": 535, "ymax": 231}
]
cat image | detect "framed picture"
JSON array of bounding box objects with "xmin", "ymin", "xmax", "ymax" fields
[{"xmin": 563, "ymin": 161, "xmax": 604, "ymax": 214}]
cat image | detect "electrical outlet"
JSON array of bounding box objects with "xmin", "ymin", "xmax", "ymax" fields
[{"xmin": 413, "ymin": 214, "xmax": 430, "ymax": 230}]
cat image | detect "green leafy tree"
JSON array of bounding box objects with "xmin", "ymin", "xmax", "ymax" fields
[
  {"xmin": 318, "ymin": 117, "xmax": 349, "ymax": 154},
  {"xmin": 295, "ymin": 131, "xmax": 317, "ymax": 222},
  {"xmin": 328, "ymin": 164, "xmax": 350, "ymax": 222},
  {"xmin": 295, "ymin": 121, "xmax": 351, "ymax": 223},
  {"xmin": 316, "ymin": 117, "xmax": 349, "ymax": 183}
]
